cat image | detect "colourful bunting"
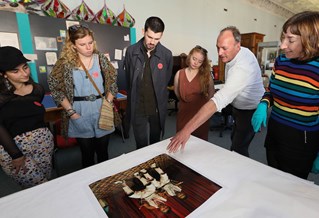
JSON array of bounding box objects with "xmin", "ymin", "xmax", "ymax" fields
[
  {"xmin": 21, "ymin": 0, "xmax": 47, "ymax": 16},
  {"xmin": 115, "ymin": 5, "xmax": 135, "ymax": 28},
  {"xmin": 94, "ymin": 0, "xmax": 116, "ymax": 25},
  {"xmin": 68, "ymin": 0, "xmax": 94, "ymax": 22},
  {"xmin": 41, "ymin": 0, "xmax": 70, "ymax": 18},
  {"xmin": 11, "ymin": 0, "xmax": 136, "ymax": 27}
]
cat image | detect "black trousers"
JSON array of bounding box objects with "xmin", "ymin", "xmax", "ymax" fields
[
  {"xmin": 230, "ymin": 107, "xmax": 256, "ymax": 157},
  {"xmin": 265, "ymin": 118, "xmax": 319, "ymax": 179},
  {"xmin": 132, "ymin": 112, "xmax": 161, "ymax": 149},
  {"xmin": 76, "ymin": 134, "xmax": 110, "ymax": 168}
]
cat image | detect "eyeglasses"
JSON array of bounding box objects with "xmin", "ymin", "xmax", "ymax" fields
[
  {"xmin": 195, "ymin": 45, "xmax": 208, "ymax": 54},
  {"xmin": 68, "ymin": 24, "xmax": 89, "ymax": 33}
]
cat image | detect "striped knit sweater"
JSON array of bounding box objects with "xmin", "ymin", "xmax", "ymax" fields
[{"xmin": 261, "ymin": 54, "xmax": 319, "ymax": 131}]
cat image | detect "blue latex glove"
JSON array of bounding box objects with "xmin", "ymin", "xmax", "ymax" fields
[
  {"xmin": 251, "ymin": 102, "xmax": 268, "ymax": 133},
  {"xmin": 311, "ymin": 153, "xmax": 319, "ymax": 174}
]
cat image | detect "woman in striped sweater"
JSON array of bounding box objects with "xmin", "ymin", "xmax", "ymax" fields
[{"xmin": 252, "ymin": 11, "xmax": 319, "ymax": 179}]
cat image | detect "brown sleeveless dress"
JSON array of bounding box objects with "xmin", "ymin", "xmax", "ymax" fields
[{"xmin": 176, "ymin": 69, "xmax": 210, "ymax": 140}]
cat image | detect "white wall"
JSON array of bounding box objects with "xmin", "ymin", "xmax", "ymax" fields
[{"xmin": 61, "ymin": 0, "xmax": 286, "ymax": 65}]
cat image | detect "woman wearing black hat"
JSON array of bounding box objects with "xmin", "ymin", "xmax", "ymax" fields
[{"xmin": 0, "ymin": 46, "xmax": 54, "ymax": 188}]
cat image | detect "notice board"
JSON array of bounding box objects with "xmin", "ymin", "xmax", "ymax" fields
[
  {"xmin": 0, "ymin": 11, "xmax": 132, "ymax": 92},
  {"xmin": 29, "ymin": 14, "xmax": 131, "ymax": 91}
]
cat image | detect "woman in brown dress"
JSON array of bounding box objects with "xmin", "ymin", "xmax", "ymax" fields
[{"xmin": 174, "ymin": 46, "xmax": 215, "ymax": 140}]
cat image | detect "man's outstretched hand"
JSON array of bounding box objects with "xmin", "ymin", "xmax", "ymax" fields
[
  {"xmin": 166, "ymin": 129, "xmax": 191, "ymax": 153},
  {"xmin": 167, "ymin": 100, "xmax": 217, "ymax": 153}
]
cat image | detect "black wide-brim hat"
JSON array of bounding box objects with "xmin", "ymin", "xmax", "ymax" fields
[{"xmin": 0, "ymin": 46, "xmax": 30, "ymax": 72}]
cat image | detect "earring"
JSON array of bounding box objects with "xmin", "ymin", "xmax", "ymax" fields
[{"xmin": 4, "ymin": 77, "xmax": 12, "ymax": 91}]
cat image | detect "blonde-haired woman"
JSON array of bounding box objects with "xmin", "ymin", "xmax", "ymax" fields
[
  {"xmin": 48, "ymin": 24, "xmax": 118, "ymax": 168},
  {"xmin": 174, "ymin": 46, "xmax": 215, "ymax": 140}
]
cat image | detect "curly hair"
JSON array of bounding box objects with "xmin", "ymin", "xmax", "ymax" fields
[
  {"xmin": 185, "ymin": 46, "xmax": 212, "ymax": 97},
  {"xmin": 281, "ymin": 11, "xmax": 319, "ymax": 60},
  {"xmin": 60, "ymin": 25, "xmax": 98, "ymax": 67}
]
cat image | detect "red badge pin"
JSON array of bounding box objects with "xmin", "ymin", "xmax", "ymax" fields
[
  {"xmin": 92, "ymin": 72, "xmax": 99, "ymax": 78},
  {"xmin": 34, "ymin": 101, "xmax": 42, "ymax": 106},
  {"xmin": 158, "ymin": 63, "xmax": 163, "ymax": 69}
]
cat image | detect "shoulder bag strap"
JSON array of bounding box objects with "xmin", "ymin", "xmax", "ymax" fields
[{"xmin": 79, "ymin": 58, "xmax": 104, "ymax": 99}]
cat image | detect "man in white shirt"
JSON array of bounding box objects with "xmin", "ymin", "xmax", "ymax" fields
[{"xmin": 167, "ymin": 26, "xmax": 264, "ymax": 157}]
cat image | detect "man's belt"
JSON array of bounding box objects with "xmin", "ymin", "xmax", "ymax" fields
[{"xmin": 73, "ymin": 93, "xmax": 105, "ymax": 101}]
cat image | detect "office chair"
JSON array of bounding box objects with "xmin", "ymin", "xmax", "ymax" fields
[
  {"xmin": 210, "ymin": 104, "xmax": 233, "ymax": 137},
  {"xmin": 167, "ymin": 86, "xmax": 178, "ymax": 116},
  {"xmin": 167, "ymin": 53, "xmax": 187, "ymax": 116},
  {"xmin": 113, "ymin": 97, "xmax": 125, "ymax": 143}
]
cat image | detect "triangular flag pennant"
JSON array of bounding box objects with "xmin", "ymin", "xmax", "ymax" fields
[
  {"xmin": 41, "ymin": 0, "xmax": 70, "ymax": 18},
  {"xmin": 68, "ymin": 0, "xmax": 94, "ymax": 22},
  {"xmin": 115, "ymin": 5, "xmax": 135, "ymax": 28},
  {"xmin": 94, "ymin": 0, "xmax": 116, "ymax": 25}
]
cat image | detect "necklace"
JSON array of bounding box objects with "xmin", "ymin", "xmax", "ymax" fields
[
  {"xmin": 81, "ymin": 55, "xmax": 93, "ymax": 79},
  {"xmin": 86, "ymin": 55, "xmax": 93, "ymax": 69}
]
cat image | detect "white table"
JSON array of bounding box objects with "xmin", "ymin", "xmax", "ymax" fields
[
  {"xmin": 214, "ymin": 83, "xmax": 224, "ymax": 90},
  {"xmin": 1, "ymin": 136, "xmax": 319, "ymax": 218}
]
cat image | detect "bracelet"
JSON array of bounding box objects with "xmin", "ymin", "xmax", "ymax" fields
[{"xmin": 66, "ymin": 109, "xmax": 76, "ymax": 117}]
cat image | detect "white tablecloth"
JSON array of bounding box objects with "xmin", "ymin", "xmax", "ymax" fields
[
  {"xmin": 215, "ymin": 83, "xmax": 224, "ymax": 90},
  {"xmin": 1, "ymin": 136, "xmax": 319, "ymax": 218}
]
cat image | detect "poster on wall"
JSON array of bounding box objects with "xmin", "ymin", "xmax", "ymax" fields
[
  {"xmin": 0, "ymin": 32, "xmax": 19, "ymax": 48},
  {"xmin": 45, "ymin": 52, "xmax": 57, "ymax": 65},
  {"xmin": 89, "ymin": 154, "xmax": 222, "ymax": 217},
  {"xmin": 34, "ymin": 36, "xmax": 58, "ymax": 51}
]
